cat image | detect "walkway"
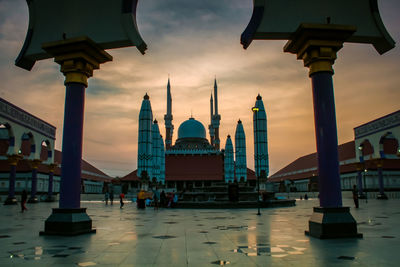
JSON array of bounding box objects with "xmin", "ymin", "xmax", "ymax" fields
[{"xmin": 0, "ymin": 198, "xmax": 399, "ymax": 266}]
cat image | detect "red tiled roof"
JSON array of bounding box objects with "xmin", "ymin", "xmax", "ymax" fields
[
  {"xmin": 54, "ymin": 150, "xmax": 110, "ymax": 179},
  {"xmin": 269, "ymin": 141, "xmax": 355, "ymax": 182},
  {"xmin": 121, "ymin": 169, "xmax": 139, "ymax": 181},
  {"xmin": 247, "ymin": 168, "xmax": 256, "ymax": 180},
  {"xmin": 269, "ymin": 140, "xmax": 400, "ymax": 182},
  {"xmin": 0, "ymin": 149, "xmax": 111, "ymax": 182}
]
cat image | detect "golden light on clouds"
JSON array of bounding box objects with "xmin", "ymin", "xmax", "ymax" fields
[{"xmin": 0, "ymin": 0, "xmax": 399, "ymax": 177}]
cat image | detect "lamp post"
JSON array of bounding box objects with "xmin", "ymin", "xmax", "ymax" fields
[{"xmin": 252, "ymin": 106, "xmax": 261, "ymax": 216}]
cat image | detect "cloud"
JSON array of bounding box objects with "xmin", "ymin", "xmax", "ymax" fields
[{"xmin": 0, "ymin": 0, "xmax": 399, "ymax": 177}]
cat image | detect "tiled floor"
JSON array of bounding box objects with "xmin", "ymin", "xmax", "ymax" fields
[{"xmin": 0, "ymin": 197, "xmax": 399, "ymax": 266}]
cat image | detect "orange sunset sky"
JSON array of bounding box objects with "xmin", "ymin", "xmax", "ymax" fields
[{"xmin": 0, "ymin": 0, "xmax": 399, "ymax": 177}]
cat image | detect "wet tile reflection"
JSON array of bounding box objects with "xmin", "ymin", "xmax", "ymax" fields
[
  {"xmin": 211, "ymin": 260, "xmax": 230, "ymax": 265},
  {"xmin": 152, "ymin": 235, "xmax": 177, "ymax": 239},
  {"xmin": 271, "ymin": 247, "xmax": 285, "ymax": 253},
  {"xmin": 338, "ymin": 256, "xmax": 355, "ymax": 260},
  {"xmin": 78, "ymin": 262, "xmax": 97, "ymax": 267},
  {"xmin": 232, "ymin": 243, "xmax": 307, "ymax": 258},
  {"xmin": 8, "ymin": 245, "xmax": 88, "ymax": 261},
  {"xmin": 271, "ymin": 254, "xmax": 288, "ymax": 258}
]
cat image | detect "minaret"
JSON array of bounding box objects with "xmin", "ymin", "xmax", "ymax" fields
[
  {"xmin": 151, "ymin": 119, "xmax": 161, "ymax": 182},
  {"xmin": 253, "ymin": 94, "xmax": 269, "ymax": 178},
  {"xmin": 224, "ymin": 135, "xmax": 234, "ymax": 182},
  {"xmin": 208, "ymin": 93, "xmax": 215, "ymax": 146},
  {"xmin": 137, "ymin": 93, "xmax": 153, "ymax": 179},
  {"xmin": 235, "ymin": 119, "xmax": 247, "ymax": 181},
  {"xmin": 160, "ymin": 134, "xmax": 165, "ymax": 185},
  {"xmin": 212, "ymin": 78, "xmax": 221, "ymax": 150},
  {"xmin": 164, "ymin": 78, "xmax": 174, "ymax": 150}
]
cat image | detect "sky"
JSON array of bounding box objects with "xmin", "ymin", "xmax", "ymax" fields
[{"xmin": 0, "ymin": 0, "xmax": 399, "ymax": 177}]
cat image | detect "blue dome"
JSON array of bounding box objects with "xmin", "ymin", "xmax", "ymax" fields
[{"xmin": 178, "ymin": 118, "xmax": 206, "ymax": 139}]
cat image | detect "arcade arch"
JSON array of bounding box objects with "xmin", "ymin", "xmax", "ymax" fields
[
  {"xmin": 0, "ymin": 98, "xmax": 56, "ymax": 162},
  {"xmin": 379, "ymin": 132, "xmax": 399, "ymax": 159}
]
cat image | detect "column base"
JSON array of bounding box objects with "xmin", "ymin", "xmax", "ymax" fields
[
  {"xmin": 28, "ymin": 196, "xmax": 39, "ymax": 203},
  {"xmin": 40, "ymin": 208, "xmax": 96, "ymax": 236},
  {"xmin": 377, "ymin": 194, "xmax": 388, "ymax": 200},
  {"xmin": 44, "ymin": 195, "xmax": 56, "ymax": 202},
  {"xmin": 4, "ymin": 197, "xmax": 18, "ymax": 205},
  {"xmin": 305, "ymin": 207, "xmax": 363, "ymax": 239}
]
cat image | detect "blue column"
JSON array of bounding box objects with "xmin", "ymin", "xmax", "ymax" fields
[
  {"xmin": 357, "ymin": 171, "xmax": 363, "ymax": 195},
  {"xmin": 59, "ymin": 82, "xmax": 85, "ymax": 209},
  {"xmin": 8, "ymin": 165, "xmax": 17, "ymax": 199},
  {"xmin": 5, "ymin": 156, "xmax": 20, "ymax": 204},
  {"xmin": 30, "ymin": 168, "xmax": 37, "ymax": 199},
  {"xmin": 378, "ymin": 167, "xmax": 384, "ymax": 195},
  {"xmin": 311, "ymin": 72, "xmax": 342, "ymax": 208},
  {"xmin": 48, "ymin": 171, "xmax": 54, "ymax": 197}
]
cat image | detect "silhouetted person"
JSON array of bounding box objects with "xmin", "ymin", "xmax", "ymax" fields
[
  {"xmin": 152, "ymin": 187, "xmax": 160, "ymax": 210},
  {"xmin": 352, "ymin": 185, "xmax": 359, "ymax": 208},
  {"xmin": 110, "ymin": 187, "xmax": 114, "ymax": 205},
  {"xmin": 120, "ymin": 193, "xmax": 125, "ymax": 209},
  {"xmin": 304, "ymin": 194, "xmax": 308, "ymax": 200},
  {"xmin": 232, "ymin": 180, "xmax": 240, "ymax": 202},
  {"xmin": 105, "ymin": 191, "xmax": 110, "ymax": 205},
  {"xmin": 21, "ymin": 190, "xmax": 28, "ymax": 213},
  {"xmin": 228, "ymin": 182, "xmax": 233, "ymax": 202},
  {"xmin": 160, "ymin": 190, "xmax": 166, "ymax": 207},
  {"xmin": 137, "ymin": 189, "xmax": 146, "ymax": 209}
]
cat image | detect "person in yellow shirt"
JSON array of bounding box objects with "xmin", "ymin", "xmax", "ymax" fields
[{"xmin": 137, "ymin": 189, "xmax": 146, "ymax": 209}]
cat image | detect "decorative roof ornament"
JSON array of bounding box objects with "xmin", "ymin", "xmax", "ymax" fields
[
  {"xmin": 241, "ymin": 0, "xmax": 395, "ymax": 55},
  {"xmin": 16, "ymin": 0, "xmax": 147, "ymax": 70}
]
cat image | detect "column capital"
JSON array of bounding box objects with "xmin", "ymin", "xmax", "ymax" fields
[
  {"xmin": 284, "ymin": 24, "xmax": 356, "ymax": 76},
  {"xmin": 355, "ymin": 162, "xmax": 364, "ymax": 171},
  {"xmin": 7, "ymin": 154, "xmax": 23, "ymax": 166},
  {"xmin": 47, "ymin": 163, "xmax": 58, "ymax": 173},
  {"xmin": 42, "ymin": 36, "xmax": 113, "ymax": 87},
  {"xmin": 29, "ymin": 159, "xmax": 42, "ymax": 169},
  {"xmin": 374, "ymin": 158, "xmax": 384, "ymax": 168}
]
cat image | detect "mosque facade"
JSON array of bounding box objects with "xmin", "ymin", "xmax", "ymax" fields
[
  {"xmin": 122, "ymin": 79, "xmax": 272, "ymax": 191},
  {"xmin": 0, "ymin": 97, "xmax": 112, "ymax": 204},
  {"xmin": 269, "ymin": 110, "xmax": 400, "ymax": 195}
]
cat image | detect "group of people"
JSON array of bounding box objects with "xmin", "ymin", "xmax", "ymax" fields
[
  {"xmin": 299, "ymin": 194, "xmax": 309, "ymax": 200},
  {"xmin": 104, "ymin": 187, "xmax": 180, "ymax": 210},
  {"xmin": 104, "ymin": 191, "xmax": 114, "ymax": 205},
  {"xmin": 137, "ymin": 188, "xmax": 178, "ymax": 210},
  {"xmin": 104, "ymin": 191, "xmax": 125, "ymax": 209}
]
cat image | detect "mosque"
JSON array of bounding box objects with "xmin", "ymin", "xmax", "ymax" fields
[{"xmin": 121, "ymin": 79, "xmax": 270, "ymax": 191}]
